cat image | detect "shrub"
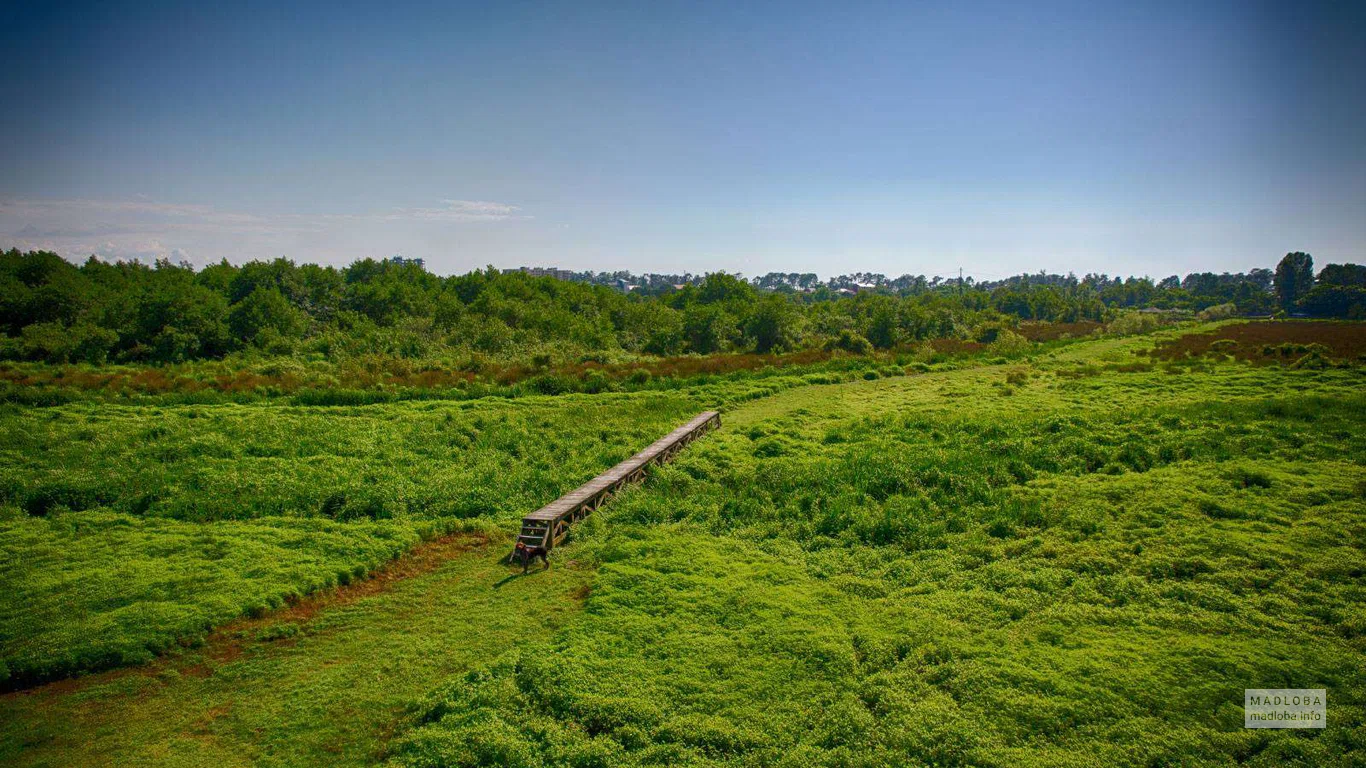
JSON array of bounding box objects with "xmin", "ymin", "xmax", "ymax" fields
[
  {"xmin": 1227, "ymin": 467, "xmax": 1273, "ymax": 489},
  {"xmin": 975, "ymin": 324, "xmax": 1011, "ymax": 343},
  {"xmin": 293, "ymin": 388, "xmax": 394, "ymax": 406},
  {"xmin": 255, "ymin": 622, "xmax": 301, "ymax": 641},
  {"xmin": 18, "ymin": 323, "xmax": 74, "ymax": 363},
  {"xmin": 526, "ymin": 374, "xmax": 573, "ymax": 396},
  {"xmin": 23, "ymin": 482, "xmax": 109, "ymax": 516},
  {"xmin": 1198, "ymin": 498, "xmax": 1246, "ymax": 520},
  {"xmin": 987, "ymin": 330, "xmax": 1031, "ymax": 356},
  {"xmin": 1105, "ymin": 311, "xmax": 1162, "ymax": 336},
  {"xmin": 337, "ymin": 490, "xmax": 397, "ymax": 521},
  {"xmin": 1113, "ymin": 441, "xmax": 1154, "ymax": 472},
  {"xmin": 752, "ymin": 436, "xmax": 791, "ymax": 457},
  {"xmin": 1291, "ymin": 350, "xmax": 1332, "ymax": 370},
  {"xmin": 581, "ymin": 370, "xmax": 611, "ymax": 394},
  {"xmin": 1260, "ymin": 342, "xmax": 1331, "ymax": 360},
  {"xmin": 1197, "ymin": 302, "xmax": 1237, "ymax": 321},
  {"xmin": 826, "ymin": 330, "xmax": 873, "ymax": 355}
]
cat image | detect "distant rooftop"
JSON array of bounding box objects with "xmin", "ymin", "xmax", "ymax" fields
[{"xmin": 503, "ymin": 266, "xmax": 575, "ymax": 281}]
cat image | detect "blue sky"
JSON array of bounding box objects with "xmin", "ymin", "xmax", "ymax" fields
[{"xmin": 2, "ymin": 0, "xmax": 1363, "ymax": 278}]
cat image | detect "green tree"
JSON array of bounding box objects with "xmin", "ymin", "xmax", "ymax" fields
[
  {"xmin": 683, "ymin": 305, "xmax": 735, "ymax": 354},
  {"xmin": 228, "ymin": 287, "xmax": 306, "ymax": 346},
  {"xmin": 196, "ymin": 259, "xmax": 238, "ymax": 295},
  {"xmin": 132, "ymin": 268, "xmax": 230, "ymax": 361},
  {"xmin": 864, "ymin": 298, "xmax": 899, "ymax": 349},
  {"xmin": 228, "ymin": 258, "xmax": 304, "ymax": 305},
  {"xmin": 695, "ymin": 272, "xmax": 755, "ymax": 306},
  {"xmin": 1274, "ymin": 252, "xmax": 1314, "ymax": 310},
  {"xmin": 744, "ymin": 295, "xmax": 798, "ymax": 353},
  {"xmin": 1299, "ymin": 285, "xmax": 1366, "ymax": 319},
  {"xmin": 1317, "ymin": 263, "xmax": 1366, "ymax": 287}
]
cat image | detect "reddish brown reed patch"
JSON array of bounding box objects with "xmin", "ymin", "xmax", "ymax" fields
[
  {"xmin": 220, "ymin": 371, "xmax": 272, "ymax": 393},
  {"xmin": 1150, "ymin": 321, "xmax": 1366, "ymax": 362},
  {"xmin": 493, "ymin": 365, "xmax": 531, "ymax": 385},
  {"xmin": 67, "ymin": 371, "xmax": 120, "ymax": 390},
  {"xmin": 635, "ymin": 348, "xmax": 833, "ymax": 379},
  {"xmin": 399, "ymin": 369, "xmax": 472, "ymax": 388},
  {"xmin": 457, "ymin": 347, "xmax": 840, "ymax": 389},
  {"xmin": 2, "ymin": 342, "xmax": 873, "ymax": 399},
  {"xmin": 929, "ymin": 339, "xmax": 985, "ymax": 354},
  {"xmin": 1017, "ymin": 321, "xmax": 1102, "ymax": 342},
  {"xmin": 129, "ymin": 368, "xmax": 176, "ymax": 392}
]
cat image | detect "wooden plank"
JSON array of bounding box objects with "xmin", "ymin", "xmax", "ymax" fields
[{"xmin": 517, "ymin": 411, "xmax": 720, "ymax": 534}]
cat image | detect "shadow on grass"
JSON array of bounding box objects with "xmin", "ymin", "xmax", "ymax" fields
[{"xmin": 493, "ymin": 565, "xmax": 551, "ymax": 589}]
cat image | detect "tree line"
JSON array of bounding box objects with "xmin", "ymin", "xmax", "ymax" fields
[{"xmin": 1, "ymin": 248, "xmax": 1360, "ymax": 365}]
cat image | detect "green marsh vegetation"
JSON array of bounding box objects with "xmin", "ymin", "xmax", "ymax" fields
[
  {"xmin": 1, "ymin": 324, "xmax": 1363, "ymax": 766},
  {"xmin": 0, "ymin": 394, "xmax": 702, "ymax": 686},
  {"xmin": 388, "ymin": 347, "xmax": 1366, "ymax": 766},
  {"xmin": 1, "ymin": 545, "xmax": 594, "ymax": 767},
  {"xmin": 0, "ymin": 337, "xmax": 1053, "ymax": 689}
]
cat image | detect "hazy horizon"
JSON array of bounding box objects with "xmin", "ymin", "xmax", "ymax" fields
[
  {"xmin": 3, "ymin": 1, "xmax": 1364, "ymax": 279},
  {"xmin": 0, "ymin": 235, "xmax": 1294, "ymax": 284}
]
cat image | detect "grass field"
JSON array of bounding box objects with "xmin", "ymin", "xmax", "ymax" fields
[
  {"xmin": 1, "ymin": 539, "xmax": 592, "ymax": 767},
  {"xmin": 2, "ymin": 323, "xmax": 1364, "ymax": 766},
  {"xmin": 0, "ymin": 393, "xmax": 703, "ymax": 686},
  {"xmin": 386, "ymin": 345, "xmax": 1366, "ymax": 767}
]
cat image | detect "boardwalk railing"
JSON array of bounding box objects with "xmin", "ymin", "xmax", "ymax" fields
[{"xmin": 514, "ymin": 411, "xmax": 721, "ymax": 553}]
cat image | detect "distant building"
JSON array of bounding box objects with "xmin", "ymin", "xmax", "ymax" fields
[
  {"xmin": 389, "ymin": 255, "xmax": 425, "ymax": 269},
  {"xmin": 504, "ymin": 266, "xmax": 576, "ymax": 281}
]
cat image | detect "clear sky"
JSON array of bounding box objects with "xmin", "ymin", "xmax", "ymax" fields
[{"xmin": 2, "ymin": 0, "xmax": 1363, "ymax": 279}]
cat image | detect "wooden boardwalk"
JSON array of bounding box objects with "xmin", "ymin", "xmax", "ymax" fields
[{"xmin": 515, "ymin": 411, "xmax": 721, "ymax": 552}]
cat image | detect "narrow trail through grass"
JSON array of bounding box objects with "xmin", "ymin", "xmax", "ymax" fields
[{"xmin": 0, "ymin": 539, "xmax": 590, "ymax": 767}]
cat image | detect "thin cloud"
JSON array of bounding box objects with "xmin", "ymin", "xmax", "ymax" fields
[
  {"xmin": 0, "ymin": 197, "xmax": 528, "ymax": 265},
  {"xmin": 381, "ymin": 200, "xmax": 526, "ymax": 222},
  {"xmin": 13, "ymin": 221, "xmax": 141, "ymax": 239}
]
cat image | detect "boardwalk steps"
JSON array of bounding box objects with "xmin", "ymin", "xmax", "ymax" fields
[{"xmin": 513, "ymin": 411, "xmax": 721, "ymax": 554}]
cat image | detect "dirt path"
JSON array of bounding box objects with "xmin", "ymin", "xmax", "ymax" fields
[
  {"xmin": 5, "ymin": 533, "xmax": 487, "ymax": 700},
  {"xmin": 1, "ymin": 537, "xmax": 590, "ymax": 767}
]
